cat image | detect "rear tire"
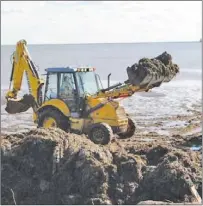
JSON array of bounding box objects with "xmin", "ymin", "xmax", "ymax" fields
[
  {"xmin": 88, "ymin": 123, "xmax": 113, "ymax": 145},
  {"xmin": 118, "ymin": 118, "xmax": 136, "ymax": 139},
  {"xmin": 38, "ymin": 109, "xmax": 70, "ymax": 132}
]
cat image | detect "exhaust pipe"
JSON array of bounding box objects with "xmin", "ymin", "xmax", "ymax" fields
[{"xmin": 107, "ymin": 73, "xmax": 111, "ymax": 88}]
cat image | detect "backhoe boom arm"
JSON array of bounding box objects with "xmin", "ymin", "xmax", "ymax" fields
[
  {"xmin": 5, "ymin": 40, "xmax": 44, "ymax": 114},
  {"xmin": 6, "ymin": 40, "xmax": 44, "ymax": 103}
]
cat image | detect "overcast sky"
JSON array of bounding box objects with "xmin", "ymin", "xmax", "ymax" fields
[{"xmin": 1, "ymin": 1, "xmax": 202, "ymax": 45}]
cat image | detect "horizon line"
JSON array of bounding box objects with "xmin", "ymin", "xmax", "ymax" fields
[{"xmin": 1, "ymin": 40, "xmax": 201, "ymax": 46}]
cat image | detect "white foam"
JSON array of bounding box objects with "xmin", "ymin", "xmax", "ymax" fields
[{"xmin": 121, "ymin": 79, "xmax": 201, "ymax": 118}]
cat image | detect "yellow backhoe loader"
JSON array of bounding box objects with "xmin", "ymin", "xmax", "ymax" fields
[{"xmin": 5, "ymin": 40, "xmax": 179, "ymax": 145}]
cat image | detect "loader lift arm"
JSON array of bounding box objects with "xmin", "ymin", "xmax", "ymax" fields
[
  {"xmin": 5, "ymin": 40, "xmax": 44, "ymax": 114},
  {"xmin": 94, "ymin": 79, "xmax": 161, "ymax": 100},
  {"xmin": 94, "ymin": 51, "xmax": 179, "ymax": 100}
]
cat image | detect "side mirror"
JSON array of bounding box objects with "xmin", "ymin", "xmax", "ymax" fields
[{"xmin": 108, "ymin": 73, "xmax": 111, "ymax": 88}]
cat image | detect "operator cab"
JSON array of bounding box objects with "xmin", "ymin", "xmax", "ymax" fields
[{"xmin": 44, "ymin": 67, "xmax": 103, "ymax": 116}]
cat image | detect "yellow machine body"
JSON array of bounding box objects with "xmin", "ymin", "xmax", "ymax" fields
[
  {"xmin": 5, "ymin": 40, "xmax": 178, "ymax": 145},
  {"xmin": 33, "ymin": 97, "xmax": 128, "ymax": 134}
]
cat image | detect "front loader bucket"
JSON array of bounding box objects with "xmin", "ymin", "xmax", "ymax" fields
[
  {"xmin": 127, "ymin": 52, "xmax": 179, "ymax": 88},
  {"xmin": 5, "ymin": 94, "xmax": 35, "ymax": 114}
]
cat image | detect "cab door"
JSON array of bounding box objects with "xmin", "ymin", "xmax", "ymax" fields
[
  {"xmin": 58, "ymin": 73, "xmax": 78, "ymax": 112},
  {"xmin": 44, "ymin": 72, "xmax": 58, "ymax": 101}
]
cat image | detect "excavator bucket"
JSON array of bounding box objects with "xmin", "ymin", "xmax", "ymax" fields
[
  {"xmin": 5, "ymin": 94, "xmax": 35, "ymax": 114},
  {"xmin": 126, "ymin": 52, "xmax": 179, "ymax": 88}
]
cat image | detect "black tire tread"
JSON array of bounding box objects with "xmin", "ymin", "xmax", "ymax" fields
[{"xmin": 88, "ymin": 122, "xmax": 113, "ymax": 145}]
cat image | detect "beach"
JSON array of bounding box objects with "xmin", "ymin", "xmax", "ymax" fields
[{"xmin": 1, "ymin": 42, "xmax": 202, "ymax": 204}]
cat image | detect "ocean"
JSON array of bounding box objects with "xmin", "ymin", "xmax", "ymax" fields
[
  {"xmin": 1, "ymin": 42, "xmax": 202, "ymax": 133},
  {"xmin": 1, "ymin": 42, "xmax": 202, "ymax": 87}
]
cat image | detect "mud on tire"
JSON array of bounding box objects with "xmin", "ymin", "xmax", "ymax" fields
[
  {"xmin": 118, "ymin": 118, "xmax": 136, "ymax": 139},
  {"xmin": 38, "ymin": 108, "xmax": 70, "ymax": 132},
  {"xmin": 88, "ymin": 123, "xmax": 113, "ymax": 145}
]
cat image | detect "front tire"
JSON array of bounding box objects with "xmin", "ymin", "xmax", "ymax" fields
[
  {"xmin": 118, "ymin": 118, "xmax": 136, "ymax": 139},
  {"xmin": 38, "ymin": 109, "xmax": 70, "ymax": 132},
  {"xmin": 88, "ymin": 123, "xmax": 113, "ymax": 145}
]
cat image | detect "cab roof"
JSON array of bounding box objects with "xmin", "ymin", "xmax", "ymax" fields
[
  {"xmin": 45, "ymin": 67, "xmax": 74, "ymax": 73},
  {"xmin": 45, "ymin": 67, "xmax": 96, "ymax": 73}
]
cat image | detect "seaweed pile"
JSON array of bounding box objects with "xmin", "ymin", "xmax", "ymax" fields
[
  {"xmin": 1, "ymin": 128, "xmax": 201, "ymax": 205},
  {"xmin": 127, "ymin": 51, "xmax": 179, "ymax": 87}
]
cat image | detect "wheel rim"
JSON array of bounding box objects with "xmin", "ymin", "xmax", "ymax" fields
[
  {"xmin": 92, "ymin": 128, "xmax": 105, "ymax": 143},
  {"xmin": 43, "ymin": 117, "xmax": 57, "ymax": 128}
]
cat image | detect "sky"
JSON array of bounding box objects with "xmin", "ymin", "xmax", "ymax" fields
[{"xmin": 1, "ymin": 1, "xmax": 202, "ymax": 45}]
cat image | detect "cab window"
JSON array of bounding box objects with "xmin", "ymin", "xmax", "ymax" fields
[
  {"xmin": 45, "ymin": 73, "xmax": 57, "ymax": 100},
  {"xmin": 59, "ymin": 73, "xmax": 77, "ymax": 112}
]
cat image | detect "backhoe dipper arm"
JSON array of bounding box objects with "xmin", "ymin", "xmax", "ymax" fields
[{"xmin": 6, "ymin": 40, "xmax": 44, "ymax": 105}]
